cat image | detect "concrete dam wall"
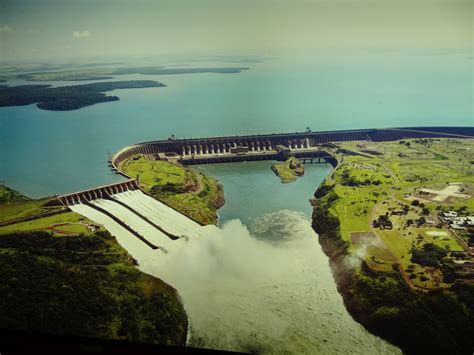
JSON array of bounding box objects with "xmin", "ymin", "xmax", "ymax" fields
[{"xmin": 111, "ymin": 127, "xmax": 474, "ymax": 172}]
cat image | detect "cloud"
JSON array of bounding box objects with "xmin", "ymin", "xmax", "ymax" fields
[
  {"xmin": 0, "ymin": 25, "xmax": 12, "ymax": 33},
  {"xmin": 73, "ymin": 30, "xmax": 91, "ymax": 39}
]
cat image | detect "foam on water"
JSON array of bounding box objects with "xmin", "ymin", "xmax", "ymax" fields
[{"xmin": 72, "ymin": 193, "xmax": 400, "ymax": 354}]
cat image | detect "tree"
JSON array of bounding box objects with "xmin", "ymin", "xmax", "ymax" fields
[{"xmin": 411, "ymin": 200, "xmax": 420, "ymax": 207}]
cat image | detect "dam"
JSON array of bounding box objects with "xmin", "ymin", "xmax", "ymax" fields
[
  {"xmin": 61, "ymin": 126, "xmax": 473, "ymax": 353},
  {"xmin": 63, "ymin": 126, "xmax": 474, "ymax": 254},
  {"xmin": 59, "ymin": 179, "xmax": 213, "ymax": 253},
  {"xmin": 110, "ymin": 126, "xmax": 474, "ymax": 175}
]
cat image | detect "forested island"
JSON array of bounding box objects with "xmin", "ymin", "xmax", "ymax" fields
[
  {"xmin": 13, "ymin": 66, "xmax": 249, "ymax": 82},
  {"xmin": 312, "ymin": 138, "xmax": 474, "ymax": 354},
  {"xmin": 0, "ymin": 80, "xmax": 164, "ymax": 111}
]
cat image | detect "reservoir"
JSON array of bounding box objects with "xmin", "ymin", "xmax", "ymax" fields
[{"xmin": 0, "ymin": 51, "xmax": 471, "ymax": 197}]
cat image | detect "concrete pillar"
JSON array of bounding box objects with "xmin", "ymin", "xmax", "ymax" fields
[
  {"xmin": 205, "ymin": 145, "xmax": 209, "ymax": 154},
  {"xmin": 182, "ymin": 147, "xmax": 186, "ymax": 156},
  {"xmin": 256, "ymin": 142, "xmax": 261, "ymax": 151},
  {"xmin": 268, "ymin": 141, "xmax": 272, "ymax": 150}
]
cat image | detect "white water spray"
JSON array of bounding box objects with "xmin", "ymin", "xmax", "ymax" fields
[{"xmin": 71, "ymin": 192, "xmax": 400, "ymax": 354}]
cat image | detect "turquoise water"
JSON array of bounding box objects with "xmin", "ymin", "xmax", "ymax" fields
[
  {"xmin": 0, "ymin": 51, "xmax": 472, "ymax": 197},
  {"xmin": 195, "ymin": 161, "xmax": 332, "ymax": 223}
]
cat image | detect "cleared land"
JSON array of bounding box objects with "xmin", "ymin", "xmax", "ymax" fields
[
  {"xmin": 121, "ymin": 155, "xmax": 224, "ymax": 225},
  {"xmin": 0, "ymin": 197, "xmax": 63, "ymax": 223},
  {"xmin": 320, "ymin": 138, "xmax": 474, "ymax": 289},
  {"xmin": 312, "ymin": 138, "xmax": 474, "ymax": 354}
]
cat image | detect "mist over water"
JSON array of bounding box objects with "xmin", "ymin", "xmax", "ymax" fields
[
  {"xmin": 139, "ymin": 210, "xmax": 399, "ymax": 354},
  {"xmin": 123, "ymin": 163, "xmax": 398, "ymax": 353},
  {"xmin": 70, "ymin": 164, "xmax": 400, "ymax": 353}
]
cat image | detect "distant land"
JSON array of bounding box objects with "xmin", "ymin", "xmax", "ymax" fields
[
  {"xmin": 13, "ymin": 66, "xmax": 249, "ymax": 82},
  {"xmin": 0, "ymin": 80, "xmax": 164, "ymax": 111}
]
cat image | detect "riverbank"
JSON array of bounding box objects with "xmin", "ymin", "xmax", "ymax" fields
[
  {"xmin": 0, "ymin": 187, "xmax": 189, "ymax": 346},
  {"xmin": 311, "ymin": 138, "xmax": 474, "ymax": 354}
]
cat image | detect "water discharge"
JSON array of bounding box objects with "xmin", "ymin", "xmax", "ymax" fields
[{"xmin": 71, "ymin": 190, "xmax": 400, "ymax": 354}]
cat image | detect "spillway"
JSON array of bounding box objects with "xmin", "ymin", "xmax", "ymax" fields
[
  {"xmin": 70, "ymin": 190, "xmax": 217, "ymax": 258},
  {"xmin": 113, "ymin": 190, "xmax": 215, "ymax": 238},
  {"xmin": 70, "ymin": 202, "xmax": 158, "ymax": 258},
  {"xmin": 70, "ymin": 187, "xmax": 400, "ymax": 354}
]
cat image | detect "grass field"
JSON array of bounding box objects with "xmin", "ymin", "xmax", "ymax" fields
[
  {"xmin": 121, "ymin": 156, "xmax": 187, "ymax": 190},
  {"xmin": 0, "ymin": 185, "xmax": 30, "ymax": 204},
  {"xmin": 321, "ymin": 138, "xmax": 473, "ymax": 289},
  {"xmin": 271, "ymin": 157, "xmax": 304, "ymax": 183},
  {"xmin": 0, "ymin": 212, "xmax": 94, "ymax": 236},
  {"xmin": 0, "ymin": 185, "xmax": 99, "ymax": 237},
  {"xmin": 0, "ymin": 198, "xmax": 63, "ymax": 223}
]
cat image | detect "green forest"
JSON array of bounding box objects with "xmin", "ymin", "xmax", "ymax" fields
[
  {"xmin": 0, "ymin": 80, "xmax": 164, "ymax": 111},
  {"xmin": 0, "ymin": 230, "xmax": 188, "ymax": 345}
]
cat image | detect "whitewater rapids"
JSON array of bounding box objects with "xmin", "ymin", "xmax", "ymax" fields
[{"xmin": 71, "ymin": 190, "xmax": 400, "ymax": 354}]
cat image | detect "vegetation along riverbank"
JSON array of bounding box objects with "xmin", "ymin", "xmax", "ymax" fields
[
  {"xmin": 271, "ymin": 156, "xmax": 305, "ymax": 183},
  {"xmin": 0, "ymin": 187, "xmax": 188, "ymax": 346},
  {"xmin": 312, "ymin": 138, "xmax": 474, "ymax": 354}
]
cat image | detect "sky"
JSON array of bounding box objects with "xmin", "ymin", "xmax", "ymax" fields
[{"xmin": 0, "ymin": 0, "xmax": 472, "ymax": 62}]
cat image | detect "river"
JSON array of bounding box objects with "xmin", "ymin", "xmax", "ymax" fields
[{"xmin": 178, "ymin": 161, "xmax": 401, "ymax": 353}]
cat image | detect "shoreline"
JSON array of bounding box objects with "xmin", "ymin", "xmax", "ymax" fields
[{"xmin": 310, "ymin": 139, "xmax": 474, "ymax": 354}]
